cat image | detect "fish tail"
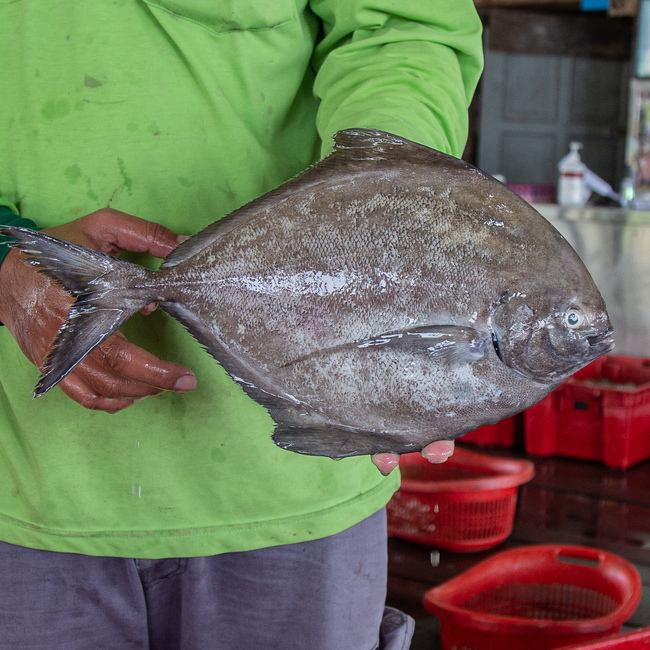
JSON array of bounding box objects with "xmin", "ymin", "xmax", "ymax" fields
[{"xmin": 0, "ymin": 226, "xmax": 158, "ymax": 397}]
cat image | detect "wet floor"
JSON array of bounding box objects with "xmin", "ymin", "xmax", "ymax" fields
[{"xmin": 386, "ymin": 444, "xmax": 650, "ymax": 649}]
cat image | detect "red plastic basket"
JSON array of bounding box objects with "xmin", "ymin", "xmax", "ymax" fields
[
  {"xmin": 386, "ymin": 448, "xmax": 534, "ymax": 551},
  {"xmin": 461, "ymin": 415, "xmax": 519, "ymax": 447},
  {"xmin": 557, "ymin": 627, "xmax": 650, "ymax": 649},
  {"xmin": 424, "ymin": 545, "xmax": 642, "ymax": 650},
  {"xmin": 524, "ymin": 355, "xmax": 650, "ymax": 469}
]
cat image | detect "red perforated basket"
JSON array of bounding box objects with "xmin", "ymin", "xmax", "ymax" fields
[
  {"xmin": 386, "ymin": 448, "xmax": 534, "ymax": 551},
  {"xmin": 424, "ymin": 545, "xmax": 642, "ymax": 650},
  {"xmin": 557, "ymin": 627, "xmax": 650, "ymax": 649}
]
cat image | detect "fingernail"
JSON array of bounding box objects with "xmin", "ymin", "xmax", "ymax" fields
[
  {"xmin": 174, "ymin": 374, "xmax": 197, "ymax": 393},
  {"xmin": 423, "ymin": 445, "xmax": 454, "ymax": 464},
  {"xmin": 373, "ymin": 453, "xmax": 399, "ymax": 476},
  {"xmin": 176, "ymin": 235, "xmax": 190, "ymax": 244},
  {"xmin": 380, "ymin": 461, "xmax": 399, "ymax": 476}
]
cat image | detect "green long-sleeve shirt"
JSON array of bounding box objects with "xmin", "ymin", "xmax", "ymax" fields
[{"xmin": 0, "ymin": 0, "xmax": 483, "ymax": 557}]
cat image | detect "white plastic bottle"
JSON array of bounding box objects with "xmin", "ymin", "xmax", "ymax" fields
[{"xmin": 557, "ymin": 142, "xmax": 587, "ymax": 207}]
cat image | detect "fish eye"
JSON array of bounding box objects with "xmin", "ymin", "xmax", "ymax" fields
[{"xmin": 564, "ymin": 308, "xmax": 585, "ymax": 329}]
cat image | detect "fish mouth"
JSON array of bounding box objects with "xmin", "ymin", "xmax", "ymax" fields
[{"xmin": 587, "ymin": 329, "xmax": 615, "ymax": 355}]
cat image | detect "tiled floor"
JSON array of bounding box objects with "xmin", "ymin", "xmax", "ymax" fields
[{"xmin": 386, "ymin": 444, "xmax": 650, "ymax": 649}]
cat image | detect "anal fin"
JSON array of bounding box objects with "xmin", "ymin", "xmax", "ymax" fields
[{"xmin": 272, "ymin": 424, "xmax": 421, "ymax": 458}]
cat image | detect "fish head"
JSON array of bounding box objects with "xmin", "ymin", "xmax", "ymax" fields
[{"xmin": 490, "ymin": 288, "xmax": 614, "ymax": 385}]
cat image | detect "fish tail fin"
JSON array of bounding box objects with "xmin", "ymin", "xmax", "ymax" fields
[{"xmin": 0, "ymin": 226, "xmax": 157, "ymax": 396}]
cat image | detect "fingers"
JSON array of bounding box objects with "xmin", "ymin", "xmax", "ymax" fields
[
  {"xmin": 93, "ymin": 332, "xmax": 196, "ymax": 391},
  {"xmin": 51, "ymin": 331, "xmax": 196, "ymax": 413},
  {"xmin": 422, "ymin": 439, "xmax": 455, "ymax": 463},
  {"xmin": 371, "ymin": 453, "xmax": 401, "ymax": 476},
  {"xmin": 46, "ymin": 208, "xmax": 185, "ymax": 259},
  {"xmin": 140, "ymin": 302, "xmax": 158, "ymax": 315},
  {"xmin": 58, "ymin": 373, "xmax": 138, "ymax": 414},
  {"xmin": 96, "ymin": 210, "xmax": 184, "ymax": 258},
  {"xmin": 371, "ymin": 440, "xmax": 456, "ymax": 475}
]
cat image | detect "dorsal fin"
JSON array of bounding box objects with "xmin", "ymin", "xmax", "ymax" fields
[
  {"xmin": 328, "ymin": 128, "xmax": 468, "ymax": 173},
  {"xmin": 329, "ymin": 128, "xmax": 426, "ymax": 164},
  {"xmin": 332, "ymin": 128, "xmax": 413, "ymax": 153}
]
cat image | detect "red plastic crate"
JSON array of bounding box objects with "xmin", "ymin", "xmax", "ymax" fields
[
  {"xmin": 387, "ymin": 448, "xmax": 534, "ymax": 551},
  {"xmin": 524, "ymin": 355, "xmax": 650, "ymax": 469},
  {"xmin": 557, "ymin": 627, "xmax": 650, "ymax": 648},
  {"xmin": 424, "ymin": 545, "xmax": 642, "ymax": 650},
  {"xmin": 461, "ymin": 415, "xmax": 519, "ymax": 447}
]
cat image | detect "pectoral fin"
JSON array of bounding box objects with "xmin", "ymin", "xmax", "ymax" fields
[
  {"xmin": 282, "ymin": 325, "xmax": 491, "ymax": 369},
  {"xmin": 357, "ymin": 325, "xmax": 491, "ymax": 364}
]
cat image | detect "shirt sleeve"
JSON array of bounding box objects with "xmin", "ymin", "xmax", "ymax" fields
[{"xmin": 309, "ymin": 0, "xmax": 484, "ymax": 158}]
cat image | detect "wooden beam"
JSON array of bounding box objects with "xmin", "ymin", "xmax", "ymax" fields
[
  {"xmin": 475, "ymin": 0, "xmax": 578, "ymax": 6},
  {"xmin": 486, "ymin": 7, "xmax": 633, "ymax": 59},
  {"xmin": 474, "ymin": 0, "xmax": 638, "ymax": 16}
]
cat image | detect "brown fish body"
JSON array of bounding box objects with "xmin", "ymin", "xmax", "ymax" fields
[{"xmin": 1, "ymin": 130, "xmax": 614, "ymax": 457}]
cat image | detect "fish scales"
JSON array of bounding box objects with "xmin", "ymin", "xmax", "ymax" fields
[{"xmin": 0, "ymin": 129, "xmax": 614, "ymax": 458}]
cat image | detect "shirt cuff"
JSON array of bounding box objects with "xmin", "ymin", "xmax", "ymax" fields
[{"xmin": 0, "ymin": 206, "xmax": 42, "ymax": 268}]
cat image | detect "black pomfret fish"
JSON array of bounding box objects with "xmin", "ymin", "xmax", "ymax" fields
[{"xmin": 0, "ymin": 129, "xmax": 614, "ymax": 458}]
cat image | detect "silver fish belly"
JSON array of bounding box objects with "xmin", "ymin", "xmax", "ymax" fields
[{"xmin": 0, "ymin": 129, "xmax": 614, "ymax": 458}]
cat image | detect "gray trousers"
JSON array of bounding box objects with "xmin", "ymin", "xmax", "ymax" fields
[{"xmin": 0, "ymin": 508, "xmax": 413, "ymax": 650}]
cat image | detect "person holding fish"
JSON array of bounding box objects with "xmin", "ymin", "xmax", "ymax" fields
[{"xmin": 0, "ymin": 2, "xmax": 486, "ymax": 648}]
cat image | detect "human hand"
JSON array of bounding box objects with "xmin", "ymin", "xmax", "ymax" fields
[
  {"xmin": 371, "ymin": 440, "xmax": 455, "ymax": 475},
  {"xmin": 0, "ymin": 208, "xmax": 196, "ymax": 412}
]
